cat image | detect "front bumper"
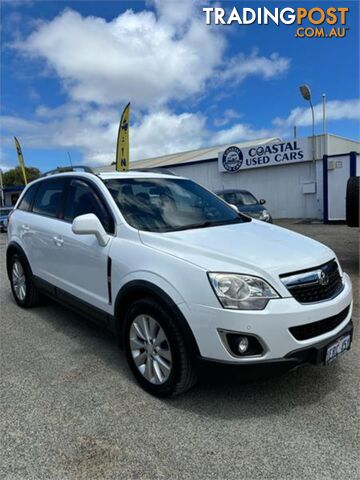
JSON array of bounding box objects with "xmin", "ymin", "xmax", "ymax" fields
[
  {"xmin": 247, "ymin": 213, "xmax": 272, "ymax": 223},
  {"xmin": 179, "ymin": 272, "xmax": 353, "ymax": 363},
  {"xmin": 198, "ymin": 319, "xmax": 353, "ymax": 370}
]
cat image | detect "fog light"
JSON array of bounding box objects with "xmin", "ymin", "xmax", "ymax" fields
[
  {"xmin": 238, "ymin": 336, "xmax": 249, "ymax": 354},
  {"xmin": 220, "ymin": 331, "xmax": 264, "ymax": 357}
]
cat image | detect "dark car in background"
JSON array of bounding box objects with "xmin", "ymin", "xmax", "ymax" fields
[
  {"xmin": 215, "ymin": 189, "xmax": 273, "ymax": 222},
  {"xmin": 0, "ymin": 207, "xmax": 13, "ymax": 232}
]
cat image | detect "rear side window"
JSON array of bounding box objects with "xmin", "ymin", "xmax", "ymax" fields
[
  {"xmin": 32, "ymin": 178, "xmax": 67, "ymax": 218},
  {"xmin": 17, "ymin": 183, "xmax": 39, "ymax": 211},
  {"xmin": 64, "ymin": 179, "xmax": 114, "ymax": 234}
]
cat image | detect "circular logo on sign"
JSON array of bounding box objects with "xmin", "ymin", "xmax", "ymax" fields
[{"xmin": 222, "ymin": 146, "xmax": 243, "ymax": 172}]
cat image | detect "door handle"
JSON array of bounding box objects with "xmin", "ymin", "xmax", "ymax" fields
[
  {"xmin": 53, "ymin": 236, "xmax": 64, "ymax": 246},
  {"xmin": 22, "ymin": 224, "xmax": 30, "ymax": 231}
]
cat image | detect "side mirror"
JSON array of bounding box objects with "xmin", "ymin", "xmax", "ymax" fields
[
  {"xmin": 72, "ymin": 213, "xmax": 109, "ymax": 247},
  {"xmin": 259, "ymin": 199, "xmax": 266, "ymax": 205},
  {"xmin": 229, "ymin": 203, "xmax": 240, "ymax": 213}
]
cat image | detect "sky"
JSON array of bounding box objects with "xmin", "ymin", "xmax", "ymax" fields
[{"xmin": 1, "ymin": 0, "xmax": 359, "ymax": 173}]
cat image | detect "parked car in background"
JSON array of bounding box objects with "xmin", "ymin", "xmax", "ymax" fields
[
  {"xmin": 0, "ymin": 207, "xmax": 13, "ymax": 232},
  {"xmin": 215, "ymin": 189, "xmax": 273, "ymax": 222}
]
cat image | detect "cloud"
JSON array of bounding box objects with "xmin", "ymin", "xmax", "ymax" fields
[
  {"xmin": 1, "ymin": 105, "xmax": 117, "ymax": 164},
  {"xmin": 12, "ymin": 5, "xmax": 226, "ymax": 108},
  {"xmin": 212, "ymin": 123, "xmax": 273, "ymax": 146},
  {"xmin": 219, "ymin": 50, "xmax": 290, "ymax": 86},
  {"xmin": 1, "ymin": 0, "xmax": 296, "ymax": 166},
  {"xmin": 11, "ymin": 2, "xmax": 291, "ymax": 109},
  {"xmin": 0, "ymin": 105, "xmax": 206, "ymax": 164},
  {"xmin": 216, "ymin": 98, "xmax": 360, "ymax": 145},
  {"xmin": 132, "ymin": 111, "xmax": 206, "ymax": 159},
  {"xmin": 273, "ymin": 99, "xmax": 360, "ymax": 128},
  {"xmin": 0, "ymin": 145, "xmax": 12, "ymax": 172},
  {"xmin": 1, "ymin": 102, "xmax": 269, "ymax": 165},
  {"xmin": 213, "ymin": 108, "xmax": 242, "ymax": 127},
  {"xmin": 151, "ymin": 0, "xmax": 197, "ymax": 27}
]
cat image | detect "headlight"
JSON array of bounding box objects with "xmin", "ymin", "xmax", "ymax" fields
[
  {"xmin": 208, "ymin": 273, "xmax": 279, "ymax": 310},
  {"xmin": 259, "ymin": 209, "xmax": 270, "ymax": 221}
]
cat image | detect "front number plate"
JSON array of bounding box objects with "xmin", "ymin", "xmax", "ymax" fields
[{"xmin": 325, "ymin": 334, "xmax": 351, "ymax": 365}]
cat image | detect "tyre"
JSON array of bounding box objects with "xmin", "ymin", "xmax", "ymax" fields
[
  {"xmin": 124, "ymin": 298, "xmax": 197, "ymax": 397},
  {"xmin": 9, "ymin": 254, "xmax": 42, "ymax": 308},
  {"xmin": 346, "ymin": 176, "xmax": 359, "ymax": 227}
]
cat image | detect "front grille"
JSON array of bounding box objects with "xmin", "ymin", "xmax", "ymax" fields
[
  {"xmin": 281, "ymin": 260, "xmax": 343, "ymax": 304},
  {"xmin": 289, "ymin": 306, "xmax": 350, "ymax": 340}
]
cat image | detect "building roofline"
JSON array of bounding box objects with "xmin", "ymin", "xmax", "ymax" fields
[
  {"xmin": 95, "ymin": 133, "xmax": 359, "ymax": 173},
  {"xmin": 326, "ymin": 133, "xmax": 360, "ymax": 144}
]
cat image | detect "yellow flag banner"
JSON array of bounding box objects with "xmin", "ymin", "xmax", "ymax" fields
[
  {"xmin": 116, "ymin": 102, "xmax": 131, "ymax": 172},
  {"xmin": 14, "ymin": 137, "xmax": 27, "ymax": 185}
]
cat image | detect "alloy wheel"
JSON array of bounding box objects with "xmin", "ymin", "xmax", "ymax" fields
[
  {"xmin": 12, "ymin": 260, "xmax": 27, "ymax": 302},
  {"xmin": 129, "ymin": 314, "xmax": 172, "ymax": 385}
]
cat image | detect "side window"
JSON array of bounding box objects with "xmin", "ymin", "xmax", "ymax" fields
[
  {"xmin": 222, "ymin": 193, "xmax": 237, "ymax": 204},
  {"xmin": 32, "ymin": 178, "xmax": 67, "ymax": 218},
  {"xmin": 17, "ymin": 183, "xmax": 39, "ymax": 211},
  {"xmin": 64, "ymin": 180, "xmax": 114, "ymax": 234}
]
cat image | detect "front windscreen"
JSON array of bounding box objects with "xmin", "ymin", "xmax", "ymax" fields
[
  {"xmin": 221, "ymin": 191, "xmax": 258, "ymax": 206},
  {"xmin": 104, "ymin": 178, "xmax": 250, "ymax": 232}
]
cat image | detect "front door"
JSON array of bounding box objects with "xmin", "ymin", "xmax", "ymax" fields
[{"xmin": 49, "ymin": 178, "xmax": 115, "ymax": 313}]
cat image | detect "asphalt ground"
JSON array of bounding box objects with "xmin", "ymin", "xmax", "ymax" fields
[{"xmin": 1, "ymin": 221, "xmax": 359, "ymax": 480}]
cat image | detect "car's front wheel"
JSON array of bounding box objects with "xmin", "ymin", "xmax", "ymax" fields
[{"xmin": 124, "ymin": 299, "xmax": 197, "ymax": 397}]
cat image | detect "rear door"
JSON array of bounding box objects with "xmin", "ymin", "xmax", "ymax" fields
[
  {"xmin": 20, "ymin": 177, "xmax": 69, "ymax": 281},
  {"xmin": 49, "ymin": 178, "xmax": 115, "ymax": 313}
]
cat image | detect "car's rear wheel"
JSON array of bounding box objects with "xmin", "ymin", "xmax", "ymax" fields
[
  {"xmin": 9, "ymin": 254, "xmax": 41, "ymax": 308},
  {"xmin": 124, "ymin": 299, "xmax": 197, "ymax": 397}
]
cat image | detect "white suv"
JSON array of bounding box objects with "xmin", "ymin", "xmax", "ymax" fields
[{"xmin": 7, "ymin": 168, "xmax": 353, "ymax": 396}]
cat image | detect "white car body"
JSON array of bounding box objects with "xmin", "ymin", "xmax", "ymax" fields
[{"xmin": 7, "ymin": 170, "xmax": 353, "ymax": 385}]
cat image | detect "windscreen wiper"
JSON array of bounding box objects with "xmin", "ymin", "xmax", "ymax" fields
[{"xmin": 166, "ymin": 218, "xmax": 242, "ymax": 232}]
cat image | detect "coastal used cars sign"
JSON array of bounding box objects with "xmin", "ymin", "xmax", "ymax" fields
[{"xmin": 219, "ymin": 138, "xmax": 310, "ymax": 173}]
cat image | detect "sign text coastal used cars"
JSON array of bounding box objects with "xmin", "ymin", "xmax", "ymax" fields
[{"xmin": 219, "ymin": 139, "xmax": 310, "ymax": 173}]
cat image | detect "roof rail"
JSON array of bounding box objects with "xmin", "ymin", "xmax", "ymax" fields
[
  {"xmin": 130, "ymin": 167, "xmax": 176, "ymax": 176},
  {"xmin": 41, "ymin": 166, "xmax": 95, "ymax": 177}
]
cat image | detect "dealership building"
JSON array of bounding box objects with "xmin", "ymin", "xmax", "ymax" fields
[{"xmin": 101, "ymin": 134, "xmax": 359, "ymax": 221}]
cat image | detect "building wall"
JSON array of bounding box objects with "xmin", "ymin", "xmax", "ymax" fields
[
  {"xmin": 4, "ymin": 190, "xmax": 22, "ymax": 207},
  {"xmin": 98, "ymin": 133, "xmax": 359, "ymax": 219},
  {"xmin": 327, "ymin": 135, "xmax": 360, "ymax": 155},
  {"xmin": 167, "ymin": 136, "xmax": 359, "ymax": 219},
  {"xmin": 170, "ymin": 160, "xmax": 321, "ymax": 219}
]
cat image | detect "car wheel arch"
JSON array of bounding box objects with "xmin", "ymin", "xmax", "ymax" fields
[
  {"xmin": 114, "ymin": 280, "xmax": 200, "ymax": 358},
  {"xmin": 6, "ymin": 242, "xmax": 32, "ymax": 280}
]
